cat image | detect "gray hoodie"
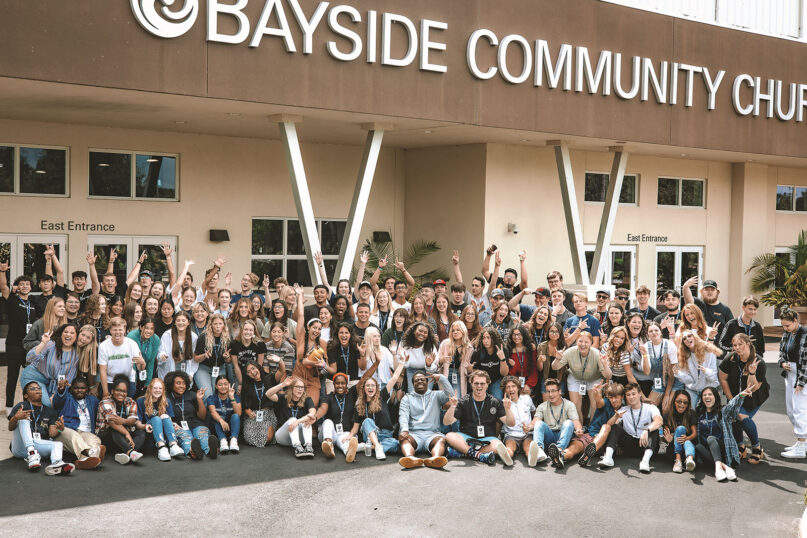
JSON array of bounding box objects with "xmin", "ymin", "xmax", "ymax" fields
[{"xmin": 399, "ymin": 374, "xmax": 454, "ymax": 433}]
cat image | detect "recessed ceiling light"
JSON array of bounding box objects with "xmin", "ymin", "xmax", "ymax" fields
[
  {"xmin": 174, "ymin": 121, "xmax": 187, "ymax": 125},
  {"xmin": 98, "ymin": 163, "xmax": 110, "ymax": 167},
  {"xmin": 680, "ymin": 153, "xmax": 688, "ymax": 157},
  {"xmin": 424, "ymin": 130, "xmax": 432, "ymax": 134}
]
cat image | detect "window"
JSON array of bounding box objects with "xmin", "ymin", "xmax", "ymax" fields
[
  {"xmin": 584, "ymin": 245, "xmax": 636, "ymax": 297},
  {"xmin": 655, "ymin": 246, "xmax": 703, "ymax": 305},
  {"xmin": 87, "ymin": 236, "xmax": 177, "ymax": 285},
  {"xmin": 0, "ymin": 144, "xmax": 68, "ymax": 196},
  {"xmin": 584, "ymin": 172, "xmax": 638, "ymax": 204},
  {"xmin": 251, "ymin": 218, "xmax": 346, "ymax": 287},
  {"xmin": 776, "ymin": 185, "xmax": 807, "ymax": 212},
  {"xmin": 657, "ymin": 177, "xmax": 705, "ymax": 208},
  {"xmin": 89, "ymin": 150, "xmax": 177, "ymax": 200}
]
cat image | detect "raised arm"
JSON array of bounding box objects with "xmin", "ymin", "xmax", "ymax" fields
[
  {"xmin": 451, "ymin": 250, "xmax": 464, "ymax": 284},
  {"xmin": 171, "ymin": 260, "xmax": 194, "ymax": 303},
  {"xmin": 682, "ymin": 276, "xmax": 697, "ymax": 305},
  {"xmin": 368, "ymin": 256, "xmax": 387, "ymax": 295},
  {"xmin": 385, "ymin": 354, "xmax": 408, "ymax": 395},
  {"xmin": 481, "ymin": 245, "xmax": 495, "ymax": 282},
  {"xmin": 161, "ymin": 242, "xmax": 177, "ymax": 288},
  {"xmin": 489, "ymin": 252, "xmax": 502, "ymax": 293},
  {"xmin": 313, "ymin": 251, "xmax": 332, "ymax": 294},
  {"xmin": 518, "ymin": 250, "xmax": 528, "ymax": 289},
  {"xmin": 86, "ymin": 252, "xmax": 101, "ymax": 294},
  {"xmin": 106, "ymin": 247, "xmax": 117, "ymax": 275},
  {"xmin": 202, "ymin": 255, "xmax": 226, "ymax": 291},
  {"xmin": 126, "ymin": 250, "xmax": 147, "ymax": 286},
  {"xmin": 0, "ymin": 262, "xmax": 11, "ymax": 299},
  {"xmin": 47, "ymin": 245, "xmax": 65, "ymax": 287},
  {"xmin": 508, "ymin": 288, "xmax": 531, "ymax": 311},
  {"xmin": 354, "ymin": 250, "xmax": 369, "ymax": 295},
  {"xmin": 393, "ymin": 259, "xmax": 415, "ymax": 296}
]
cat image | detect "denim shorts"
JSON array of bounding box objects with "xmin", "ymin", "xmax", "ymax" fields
[{"xmin": 456, "ymin": 432, "xmax": 498, "ymax": 444}]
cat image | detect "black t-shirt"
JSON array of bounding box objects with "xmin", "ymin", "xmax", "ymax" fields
[
  {"xmin": 562, "ymin": 290, "xmax": 575, "ymax": 313},
  {"xmin": 153, "ymin": 318, "xmax": 173, "ymax": 338},
  {"xmin": 654, "ymin": 311, "xmax": 683, "ymax": 340},
  {"xmin": 454, "ymin": 394, "xmax": 505, "ymax": 438},
  {"xmin": 328, "ymin": 345, "xmax": 361, "ymax": 380},
  {"xmin": 694, "ymin": 298, "xmax": 733, "ymax": 341},
  {"xmin": 471, "ymin": 349, "xmax": 504, "ymax": 383},
  {"xmin": 167, "ymin": 392, "xmax": 204, "ymax": 429},
  {"xmin": 76, "ymin": 288, "xmax": 94, "ymax": 312},
  {"xmin": 4, "ymin": 295, "xmax": 43, "ymax": 348},
  {"xmin": 303, "ymin": 303, "xmax": 324, "ymax": 324},
  {"xmin": 351, "ymin": 387, "xmax": 395, "ymax": 431},
  {"xmin": 495, "ymin": 277, "xmax": 521, "ymax": 295},
  {"xmin": 719, "ymin": 353, "xmax": 769, "ymax": 410},
  {"xmin": 241, "ymin": 375, "xmax": 278, "ymax": 411},
  {"xmin": 628, "ymin": 305, "xmax": 661, "ymax": 321},
  {"xmin": 275, "ymin": 396, "xmax": 315, "ymax": 424},
  {"xmin": 194, "ymin": 335, "xmax": 228, "ymax": 368},
  {"xmin": 100, "ymin": 281, "xmax": 128, "ymax": 302},
  {"xmin": 351, "ymin": 322, "xmax": 378, "ymax": 340},
  {"xmin": 323, "ymin": 387, "xmax": 358, "ymax": 431},
  {"xmin": 228, "ymin": 340, "xmax": 267, "ymax": 377},
  {"xmin": 450, "ymin": 302, "xmax": 467, "ymax": 318},
  {"xmin": 11, "ymin": 402, "xmax": 58, "ymax": 439}
]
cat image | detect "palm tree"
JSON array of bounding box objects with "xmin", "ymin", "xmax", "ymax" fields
[
  {"xmin": 355, "ymin": 239, "xmax": 449, "ymax": 290},
  {"xmin": 746, "ymin": 230, "xmax": 807, "ymax": 307}
]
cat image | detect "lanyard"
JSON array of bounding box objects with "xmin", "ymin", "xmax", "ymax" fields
[
  {"xmin": 254, "ymin": 384, "xmax": 265, "ymax": 408},
  {"xmin": 393, "ymin": 330, "xmax": 402, "ymax": 343},
  {"xmin": 741, "ymin": 318, "xmax": 753, "ymax": 336},
  {"xmin": 515, "ymin": 351, "xmax": 525, "ymax": 373},
  {"xmin": 548, "ymin": 402, "xmax": 564, "ymax": 427},
  {"xmin": 216, "ymin": 395, "xmax": 229, "ymax": 414},
  {"xmin": 629, "ymin": 405, "xmax": 644, "ymax": 433},
  {"xmin": 534, "ymin": 328, "xmax": 545, "ymax": 347},
  {"xmin": 340, "ymin": 346, "xmax": 350, "ymax": 373},
  {"xmin": 704, "ymin": 412, "xmax": 718, "ymax": 437},
  {"xmin": 472, "ymin": 398, "xmax": 486, "ymax": 425},
  {"xmin": 174, "ymin": 395, "xmax": 185, "ymax": 420},
  {"xmin": 29, "ymin": 403, "xmax": 43, "ymax": 430},
  {"xmin": 578, "ymin": 350, "xmax": 590, "ymax": 376},
  {"xmin": 641, "ymin": 308, "xmax": 649, "ymax": 320},
  {"xmin": 291, "ymin": 406, "xmax": 300, "ymax": 419},
  {"xmin": 378, "ymin": 311, "xmax": 389, "ymax": 329},
  {"xmin": 20, "ymin": 297, "xmax": 32, "ymax": 323},
  {"xmin": 649, "ymin": 341, "xmax": 666, "ymax": 372},
  {"xmin": 784, "ymin": 330, "xmax": 798, "ymax": 353},
  {"xmin": 334, "ymin": 395, "xmax": 346, "ymax": 423},
  {"xmin": 737, "ymin": 358, "xmax": 748, "ymax": 392},
  {"xmin": 212, "ymin": 341, "xmax": 221, "ymax": 367}
]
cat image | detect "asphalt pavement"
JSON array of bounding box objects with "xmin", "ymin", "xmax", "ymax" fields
[{"xmin": 0, "ymin": 370, "xmax": 806, "ymax": 536}]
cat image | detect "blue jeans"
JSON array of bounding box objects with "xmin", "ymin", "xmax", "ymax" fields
[
  {"xmin": 148, "ymin": 415, "xmax": 178, "ymax": 446},
  {"xmin": 487, "ymin": 382, "xmax": 504, "ymax": 401},
  {"xmin": 193, "ymin": 365, "xmax": 215, "ymax": 400},
  {"xmin": 10, "ymin": 418, "xmax": 63, "ymax": 463},
  {"xmin": 734, "ymin": 405, "xmax": 761, "ymax": 447},
  {"xmin": 214, "ymin": 413, "xmax": 241, "ymax": 440},
  {"xmin": 19, "ymin": 365, "xmax": 52, "ymax": 407},
  {"xmin": 686, "ymin": 389, "xmax": 700, "ymax": 409},
  {"xmin": 360, "ymin": 418, "xmax": 399, "ymax": 454},
  {"xmin": 533, "ymin": 420, "xmax": 574, "ymax": 450},
  {"xmin": 673, "ymin": 425, "xmax": 695, "ymax": 457},
  {"xmin": 175, "ymin": 425, "xmax": 211, "ymax": 455}
]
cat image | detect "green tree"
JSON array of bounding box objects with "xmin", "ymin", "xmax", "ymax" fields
[
  {"xmin": 355, "ymin": 239, "xmax": 449, "ymax": 291},
  {"xmin": 746, "ymin": 230, "xmax": 807, "ymax": 307}
]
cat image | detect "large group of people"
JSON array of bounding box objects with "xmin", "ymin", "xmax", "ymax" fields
[{"xmin": 2, "ymin": 242, "xmax": 805, "ymax": 480}]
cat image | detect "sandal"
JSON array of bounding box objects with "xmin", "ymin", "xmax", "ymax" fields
[
  {"xmin": 737, "ymin": 445, "xmax": 748, "ymax": 459},
  {"xmin": 747, "ymin": 446, "xmax": 763, "ymax": 464}
]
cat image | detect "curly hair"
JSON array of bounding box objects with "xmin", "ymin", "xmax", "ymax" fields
[
  {"xmin": 679, "ymin": 330, "xmax": 723, "ymax": 364},
  {"xmin": 401, "ymin": 321, "xmax": 438, "ymax": 354},
  {"xmin": 356, "ymin": 377, "xmax": 382, "ymax": 416}
]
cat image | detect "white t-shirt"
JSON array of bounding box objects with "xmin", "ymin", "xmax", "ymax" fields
[
  {"xmin": 634, "ymin": 338, "xmax": 678, "ymax": 381},
  {"xmin": 98, "ymin": 337, "xmax": 141, "ymax": 383},
  {"xmin": 391, "ymin": 300, "xmax": 411, "ymax": 313},
  {"xmin": 76, "ymin": 398, "xmax": 92, "ymax": 433},
  {"xmin": 158, "ymin": 331, "xmax": 200, "ymax": 379},
  {"xmin": 359, "ymin": 346, "xmax": 395, "ymax": 384},
  {"xmin": 502, "ymin": 395, "xmax": 535, "ymax": 438},
  {"xmin": 400, "ymin": 345, "xmax": 437, "ymax": 372},
  {"xmin": 618, "ymin": 403, "xmax": 661, "ymax": 438}
]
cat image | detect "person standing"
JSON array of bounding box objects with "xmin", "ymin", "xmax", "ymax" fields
[
  {"xmin": 779, "ymin": 310, "xmax": 807, "ymax": 459},
  {"xmin": 682, "ymin": 277, "xmax": 733, "ymax": 344}
]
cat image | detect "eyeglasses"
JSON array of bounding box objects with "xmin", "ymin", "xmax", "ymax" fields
[
  {"xmin": 674, "ymin": 399, "xmax": 689, "ymax": 404},
  {"xmin": 112, "ymin": 388, "xmax": 128, "ymax": 394}
]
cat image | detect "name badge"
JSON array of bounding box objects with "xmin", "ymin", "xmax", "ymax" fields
[
  {"xmin": 128, "ymin": 369, "xmax": 136, "ymax": 383},
  {"xmin": 139, "ymin": 369, "xmax": 147, "ymax": 381},
  {"xmin": 451, "ymin": 373, "xmax": 458, "ymax": 385},
  {"xmin": 335, "ymin": 424, "xmax": 344, "ymax": 435},
  {"xmin": 256, "ymin": 411, "xmax": 265, "ymax": 423},
  {"xmin": 579, "ymin": 383, "xmax": 587, "ymax": 396},
  {"xmin": 57, "ymin": 374, "xmax": 66, "ymax": 383},
  {"xmin": 26, "ymin": 323, "xmax": 32, "ymax": 334},
  {"xmin": 211, "ymin": 366, "xmax": 220, "ymax": 378},
  {"xmin": 33, "ymin": 432, "xmax": 42, "ymax": 441},
  {"xmin": 654, "ymin": 377, "xmax": 663, "ymax": 390},
  {"xmin": 180, "ymin": 420, "xmax": 189, "ymax": 431},
  {"xmin": 476, "ymin": 425, "xmax": 485, "ymax": 437},
  {"xmin": 180, "ymin": 362, "xmax": 186, "ymax": 372},
  {"xmin": 518, "ymin": 376, "xmax": 526, "ymax": 386}
]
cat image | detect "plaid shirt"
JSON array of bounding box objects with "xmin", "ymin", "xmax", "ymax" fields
[
  {"xmin": 720, "ymin": 393, "xmax": 746, "ymax": 467},
  {"xmin": 96, "ymin": 396, "xmax": 138, "ymax": 433},
  {"xmin": 778, "ymin": 326, "xmax": 807, "ymax": 389}
]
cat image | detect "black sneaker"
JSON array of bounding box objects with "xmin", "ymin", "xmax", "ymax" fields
[
  {"xmin": 578, "ymin": 442, "xmax": 598, "ymax": 467},
  {"xmin": 304, "ymin": 444, "xmax": 315, "ymax": 458},
  {"xmin": 189, "ymin": 439, "xmax": 204, "ymax": 460},
  {"xmin": 208, "ymin": 435, "xmax": 219, "ymax": 459},
  {"xmin": 548, "ymin": 443, "xmax": 563, "ymax": 469},
  {"xmin": 294, "ymin": 445, "xmax": 306, "ymax": 459}
]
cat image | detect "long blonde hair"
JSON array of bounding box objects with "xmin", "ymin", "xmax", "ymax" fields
[
  {"xmin": 363, "ymin": 326, "xmax": 382, "ymax": 364},
  {"xmin": 43, "ymin": 298, "xmax": 67, "ymax": 334},
  {"xmin": 77, "ymin": 324, "xmax": 98, "ymax": 376},
  {"xmin": 204, "ymin": 313, "xmax": 231, "ymax": 353},
  {"xmin": 679, "ymin": 330, "xmax": 723, "ymax": 364},
  {"xmin": 355, "ymin": 377, "xmax": 382, "ymax": 416},
  {"xmin": 144, "ymin": 378, "xmax": 168, "ymax": 417},
  {"xmin": 284, "ymin": 376, "xmax": 307, "ymax": 408},
  {"xmin": 445, "ymin": 320, "xmax": 471, "ymax": 357}
]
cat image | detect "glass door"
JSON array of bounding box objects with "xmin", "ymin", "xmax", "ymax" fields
[
  {"xmin": 87, "ymin": 235, "xmax": 177, "ymax": 285},
  {"xmin": 655, "ymin": 246, "xmax": 703, "ymax": 307}
]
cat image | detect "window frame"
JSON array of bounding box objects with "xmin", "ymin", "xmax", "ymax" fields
[
  {"xmin": 776, "ymin": 184, "xmax": 807, "ymax": 213},
  {"xmin": 583, "ymin": 171, "xmax": 639, "ymax": 206},
  {"xmin": 653, "ymin": 245, "xmax": 704, "ymax": 307},
  {"xmin": 88, "ymin": 148, "xmax": 179, "ymax": 202},
  {"xmin": 0, "ymin": 143, "xmax": 70, "ymax": 198},
  {"xmin": 583, "ymin": 244, "xmax": 637, "ymax": 298},
  {"xmin": 251, "ymin": 217, "xmax": 345, "ymax": 285},
  {"xmin": 657, "ymin": 176, "xmax": 706, "ymax": 209}
]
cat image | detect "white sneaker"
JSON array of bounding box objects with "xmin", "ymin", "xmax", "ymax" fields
[
  {"xmin": 781, "ymin": 444, "xmax": 807, "ymax": 459},
  {"xmin": 26, "ymin": 451, "xmax": 41, "ymax": 471},
  {"xmin": 685, "ymin": 455, "xmax": 696, "ymax": 472},
  {"xmin": 88, "ymin": 446, "xmax": 101, "ymax": 459},
  {"xmin": 169, "ymin": 444, "xmax": 185, "ymax": 458},
  {"xmin": 129, "ymin": 450, "xmax": 143, "ymax": 463},
  {"xmin": 527, "ymin": 442, "xmax": 540, "ymax": 467},
  {"xmin": 715, "ymin": 466, "xmax": 727, "ymax": 482},
  {"xmin": 45, "ymin": 461, "xmax": 74, "ymax": 476},
  {"xmin": 598, "ymin": 455, "xmax": 614, "ymax": 468},
  {"xmin": 496, "ymin": 443, "xmax": 514, "ymax": 466},
  {"xmin": 784, "ymin": 441, "xmax": 801, "ymax": 451},
  {"xmin": 639, "ymin": 459, "xmax": 651, "ymax": 474},
  {"xmin": 229, "ymin": 438, "xmax": 239, "ymax": 454},
  {"xmin": 219, "ymin": 438, "xmax": 229, "ymax": 455},
  {"xmin": 725, "ymin": 467, "xmax": 737, "ymax": 481},
  {"xmin": 536, "ymin": 446, "xmax": 548, "ymax": 463},
  {"xmin": 115, "ymin": 453, "xmax": 131, "ymax": 465},
  {"xmin": 157, "ymin": 446, "xmax": 171, "ymax": 461},
  {"xmin": 374, "ymin": 444, "xmax": 386, "ymax": 460}
]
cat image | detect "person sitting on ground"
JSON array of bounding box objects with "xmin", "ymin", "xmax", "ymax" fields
[
  {"xmin": 598, "ymin": 382, "xmax": 662, "ymax": 474},
  {"xmin": 565, "ymin": 382, "xmax": 623, "ymax": 467},
  {"xmin": 240, "ymin": 360, "xmax": 279, "ymax": 448},
  {"xmin": 398, "ymin": 371, "xmax": 454, "ymax": 469},
  {"xmin": 524, "ymin": 377, "xmax": 583, "ymax": 469},
  {"xmin": 51, "ymin": 375, "xmax": 103, "ymax": 469},
  {"xmin": 663, "ymin": 389, "xmax": 697, "ymax": 474},
  {"xmin": 22, "ymin": 323, "xmax": 80, "ymax": 407},
  {"xmin": 695, "ymin": 385, "xmax": 753, "ymax": 482},
  {"xmin": 207, "ymin": 375, "xmax": 241, "ymax": 456},
  {"xmin": 96, "ymin": 374, "xmax": 146, "ymax": 465},
  {"xmin": 165, "ymin": 370, "xmax": 216, "ymax": 460},
  {"xmin": 9, "ymin": 381, "xmax": 75, "ymax": 475},
  {"xmin": 266, "ymin": 376, "xmax": 316, "ymax": 459},
  {"xmin": 498, "ymin": 376, "xmax": 541, "ymax": 467},
  {"xmin": 552, "ymin": 331, "xmax": 612, "ymax": 423},
  {"xmin": 443, "ymin": 370, "xmax": 516, "ymax": 466},
  {"xmin": 136, "ymin": 377, "xmax": 185, "ymax": 461},
  {"xmin": 350, "ymin": 358, "xmax": 407, "ymax": 460}
]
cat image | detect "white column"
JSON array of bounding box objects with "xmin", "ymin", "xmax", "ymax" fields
[
  {"xmin": 589, "ymin": 147, "xmax": 628, "ymax": 286},
  {"xmin": 548, "ymin": 141, "xmax": 589, "ymax": 286}
]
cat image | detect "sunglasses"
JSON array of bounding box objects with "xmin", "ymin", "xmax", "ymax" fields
[
  {"xmin": 616, "ymin": 296, "xmax": 629, "ymax": 300},
  {"xmin": 596, "ymin": 294, "xmax": 609, "ymax": 299}
]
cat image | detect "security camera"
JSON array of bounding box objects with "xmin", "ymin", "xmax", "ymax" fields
[{"xmin": 508, "ymin": 223, "xmax": 520, "ymax": 234}]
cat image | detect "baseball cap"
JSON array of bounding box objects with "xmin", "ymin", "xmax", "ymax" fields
[
  {"xmin": 534, "ymin": 287, "xmax": 550, "ymax": 298},
  {"xmin": 433, "ymin": 279, "xmax": 447, "ymax": 286},
  {"xmin": 596, "ymin": 289, "xmax": 610, "ymax": 297},
  {"xmin": 702, "ymin": 280, "xmax": 718, "ymax": 289},
  {"xmin": 490, "ymin": 289, "xmax": 505, "ymax": 298},
  {"xmin": 358, "ymin": 280, "xmax": 372, "ymax": 289},
  {"xmin": 139, "ymin": 270, "xmax": 154, "ymax": 279}
]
